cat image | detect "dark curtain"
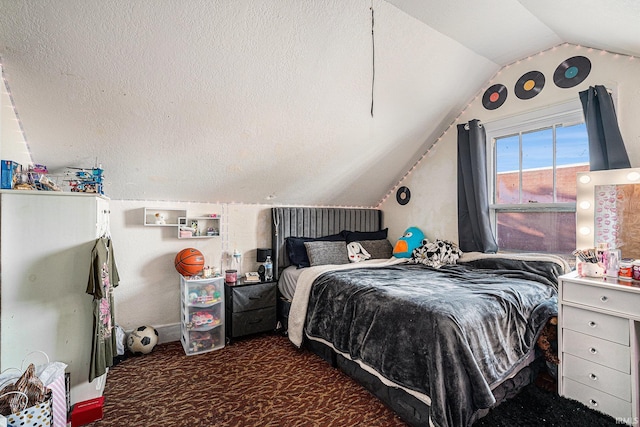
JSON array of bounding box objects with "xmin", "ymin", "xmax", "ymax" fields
[
  {"xmin": 579, "ymin": 85, "xmax": 631, "ymax": 171},
  {"xmin": 457, "ymin": 119, "xmax": 498, "ymax": 253}
]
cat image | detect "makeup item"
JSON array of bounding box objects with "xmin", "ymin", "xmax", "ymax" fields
[
  {"xmin": 632, "ymin": 260, "xmax": 640, "ymax": 281},
  {"xmin": 596, "ymin": 242, "xmax": 609, "ymax": 265},
  {"xmin": 619, "ymin": 260, "xmax": 633, "ymax": 281},
  {"xmin": 605, "ymin": 249, "xmax": 621, "ymax": 278},
  {"xmin": 573, "ymin": 248, "xmax": 598, "ymax": 263}
]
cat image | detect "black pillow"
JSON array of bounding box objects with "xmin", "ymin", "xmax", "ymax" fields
[
  {"xmin": 286, "ymin": 233, "xmax": 345, "ymax": 268},
  {"xmin": 344, "ymin": 228, "xmax": 388, "ymax": 243}
]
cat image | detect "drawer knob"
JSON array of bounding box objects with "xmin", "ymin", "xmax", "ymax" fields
[
  {"xmin": 589, "ymin": 347, "xmax": 598, "ymax": 354},
  {"xmin": 589, "ymin": 399, "xmax": 598, "ymax": 407},
  {"xmin": 589, "ymin": 373, "xmax": 598, "ymax": 381},
  {"xmin": 600, "ymin": 296, "xmax": 608, "ymax": 302},
  {"xmin": 588, "ymin": 321, "xmax": 597, "ymax": 328}
]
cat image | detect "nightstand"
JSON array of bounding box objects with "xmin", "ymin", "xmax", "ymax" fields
[
  {"xmin": 558, "ymin": 271, "xmax": 640, "ymax": 424},
  {"xmin": 225, "ymin": 279, "xmax": 277, "ymax": 342}
]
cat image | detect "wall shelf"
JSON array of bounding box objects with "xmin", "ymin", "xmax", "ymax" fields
[
  {"xmin": 143, "ymin": 207, "xmax": 187, "ymax": 226},
  {"xmin": 178, "ymin": 216, "xmax": 221, "ymax": 239}
]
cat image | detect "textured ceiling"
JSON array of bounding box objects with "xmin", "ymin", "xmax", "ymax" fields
[{"xmin": 1, "ymin": 0, "xmax": 639, "ymax": 206}]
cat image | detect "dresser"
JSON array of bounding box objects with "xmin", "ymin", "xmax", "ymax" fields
[
  {"xmin": 558, "ymin": 272, "xmax": 640, "ymax": 424},
  {"xmin": 225, "ymin": 279, "xmax": 277, "ymax": 342}
]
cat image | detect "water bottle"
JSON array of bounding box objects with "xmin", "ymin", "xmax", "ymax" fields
[{"xmin": 264, "ymin": 256, "xmax": 273, "ymax": 281}]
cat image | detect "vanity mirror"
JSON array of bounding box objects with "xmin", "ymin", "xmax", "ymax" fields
[{"xmin": 576, "ymin": 167, "xmax": 640, "ymax": 259}]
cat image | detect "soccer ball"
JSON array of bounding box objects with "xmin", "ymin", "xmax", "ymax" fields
[{"xmin": 127, "ymin": 325, "xmax": 159, "ymax": 355}]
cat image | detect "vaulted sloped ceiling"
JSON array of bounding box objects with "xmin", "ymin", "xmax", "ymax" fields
[{"xmin": 1, "ymin": 1, "xmax": 638, "ymax": 206}]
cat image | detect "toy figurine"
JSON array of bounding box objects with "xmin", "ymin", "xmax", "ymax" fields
[
  {"xmin": 189, "ymin": 292, "xmax": 199, "ymax": 303},
  {"xmin": 155, "ymin": 213, "xmax": 166, "ymax": 225}
]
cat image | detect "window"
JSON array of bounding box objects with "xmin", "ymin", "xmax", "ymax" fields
[{"xmin": 485, "ymin": 101, "xmax": 589, "ymax": 256}]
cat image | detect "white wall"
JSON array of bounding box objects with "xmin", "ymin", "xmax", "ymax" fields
[
  {"xmin": 109, "ymin": 200, "xmax": 272, "ymax": 341},
  {"xmin": 1, "ymin": 70, "xmax": 32, "ymax": 165},
  {"xmin": 381, "ymin": 44, "xmax": 640, "ymax": 245}
]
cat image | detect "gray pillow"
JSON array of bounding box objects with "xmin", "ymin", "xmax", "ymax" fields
[
  {"xmin": 304, "ymin": 241, "xmax": 349, "ymax": 266},
  {"xmin": 357, "ymin": 239, "xmax": 393, "ymax": 259}
]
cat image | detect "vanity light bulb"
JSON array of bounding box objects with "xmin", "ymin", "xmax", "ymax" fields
[
  {"xmin": 579, "ymin": 175, "xmax": 591, "ymax": 184},
  {"xmin": 579, "ymin": 226, "xmax": 591, "ymax": 236},
  {"xmin": 579, "ymin": 201, "xmax": 591, "ymax": 210},
  {"xmin": 626, "ymin": 171, "xmax": 640, "ymax": 182}
]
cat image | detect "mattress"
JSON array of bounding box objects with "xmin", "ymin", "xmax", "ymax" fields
[{"xmin": 277, "ymin": 265, "xmax": 305, "ymax": 301}]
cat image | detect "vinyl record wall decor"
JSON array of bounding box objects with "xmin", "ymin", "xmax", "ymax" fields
[
  {"xmin": 515, "ymin": 71, "xmax": 545, "ymax": 99},
  {"xmin": 396, "ymin": 186, "xmax": 411, "ymax": 205},
  {"xmin": 482, "ymin": 55, "xmax": 592, "ymax": 110},
  {"xmin": 482, "ymin": 84, "xmax": 507, "ymax": 110},
  {"xmin": 553, "ymin": 56, "xmax": 591, "ymax": 88}
]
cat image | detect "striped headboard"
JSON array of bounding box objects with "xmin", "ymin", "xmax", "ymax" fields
[{"xmin": 271, "ymin": 207, "xmax": 383, "ymax": 280}]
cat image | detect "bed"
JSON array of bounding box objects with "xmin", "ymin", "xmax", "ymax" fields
[{"xmin": 271, "ymin": 207, "xmax": 568, "ymax": 427}]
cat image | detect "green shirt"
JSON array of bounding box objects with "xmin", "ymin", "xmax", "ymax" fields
[{"xmin": 86, "ymin": 237, "xmax": 120, "ymax": 382}]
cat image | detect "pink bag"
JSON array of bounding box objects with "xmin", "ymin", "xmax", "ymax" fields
[{"xmin": 32, "ymin": 353, "xmax": 67, "ymax": 427}]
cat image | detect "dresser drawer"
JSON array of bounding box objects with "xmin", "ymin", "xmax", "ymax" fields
[
  {"xmin": 563, "ymin": 329, "xmax": 630, "ymax": 373},
  {"xmin": 563, "ymin": 280, "xmax": 640, "ymax": 319},
  {"xmin": 227, "ymin": 282, "xmax": 276, "ymax": 312},
  {"xmin": 563, "ymin": 353, "xmax": 631, "ymax": 401},
  {"xmin": 562, "ymin": 305, "xmax": 629, "ymax": 346},
  {"xmin": 563, "ymin": 377, "xmax": 632, "ymax": 420},
  {"xmin": 228, "ymin": 307, "xmax": 276, "ymax": 338}
]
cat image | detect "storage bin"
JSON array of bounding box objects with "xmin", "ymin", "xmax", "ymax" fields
[
  {"xmin": 71, "ymin": 396, "xmax": 104, "ymax": 426},
  {"xmin": 1, "ymin": 160, "xmax": 19, "ymax": 189}
]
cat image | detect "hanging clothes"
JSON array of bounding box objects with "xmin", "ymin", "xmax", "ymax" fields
[{"xmin": 86, "ymin": 237, "xmax": 120, "ymax": 382}]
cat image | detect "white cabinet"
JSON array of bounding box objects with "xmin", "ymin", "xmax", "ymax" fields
[
  {"xmin": 558, "ymin": 272, "xmax": 640, "ymax": 424},
  {"xmin": 180, "ymin": 275, "xmax": 225, "ymax": 355},
  {"xmin": 0, "ymin": 191, "xmax": 111, "ymax": 406}
]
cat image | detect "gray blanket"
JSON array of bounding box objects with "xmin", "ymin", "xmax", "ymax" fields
[{"xmin": 304, "ymin": 263, "xmax": 558, "ymax": 427}]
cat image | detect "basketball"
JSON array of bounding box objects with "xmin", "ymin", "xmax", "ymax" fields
[{"xmin": 175, "ymin": 248, "xmax": 205, "ymax": 276}]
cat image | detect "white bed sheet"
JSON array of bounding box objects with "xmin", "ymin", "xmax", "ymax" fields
[{"xmin": 277, "ymin": 265, "xmax": 306, "ymax": 301}]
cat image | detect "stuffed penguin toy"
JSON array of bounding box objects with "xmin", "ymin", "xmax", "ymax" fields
[{"xmin": 393, "ymin": 227, "xmax": 425, "ymax": 258}]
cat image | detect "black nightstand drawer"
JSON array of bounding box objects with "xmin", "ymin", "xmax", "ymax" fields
[
  {"xmin": 227, "ymin": 282, "xmax": 276, "ymax": 312},
  {"xmin": 228, "ymin": 307, "xmax": 276, "ymax": 337}
]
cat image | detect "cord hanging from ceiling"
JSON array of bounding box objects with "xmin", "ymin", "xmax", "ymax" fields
[{"xmin": 370, "ymin": 0, "xmax": 375, "ymax": 117}]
